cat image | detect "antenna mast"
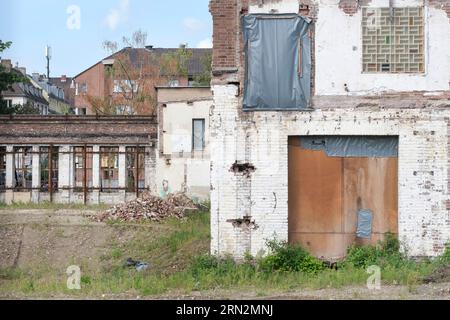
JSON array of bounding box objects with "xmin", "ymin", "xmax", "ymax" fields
[{"xmin": 45, "ymin": 45, "xmax": 52, "ymax": 79}]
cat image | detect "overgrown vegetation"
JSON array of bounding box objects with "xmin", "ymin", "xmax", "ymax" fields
[{"xmin": 0, "ymin": 208, "xmax": 448, "ymax": 298}]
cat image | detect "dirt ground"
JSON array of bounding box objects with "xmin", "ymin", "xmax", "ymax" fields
[{"xmin": 0, "ymin": 209, "xmax": 449, "ymax": 300}]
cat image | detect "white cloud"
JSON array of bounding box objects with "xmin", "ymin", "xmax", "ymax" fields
[
  {"xmin": 183, "ymin": 17, "xmax": 204, "ymax": 32},
  {"xmin": 104, "ymin": 0, "xmax": 130, "ymax": 31},
  {"xmin": 196, "ymin": 38, "xmax": 212, "ymax": 49}
]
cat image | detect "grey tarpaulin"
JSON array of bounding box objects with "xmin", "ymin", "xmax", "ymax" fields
[
  {"xmin": 243, "ymin": 14, "xmax": 311, "ymax": 110},
  {"xmin": 356, "ymin": 209, "xmax": 373, "ymax": 239},
  {"xmin": 299, "ymin": 136, "xmax": 399, "ymax": 158}
]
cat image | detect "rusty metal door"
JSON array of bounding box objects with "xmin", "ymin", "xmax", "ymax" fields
[{"xmin": 288, "ymin": 137, "xmax": 398, "ymax": 260}]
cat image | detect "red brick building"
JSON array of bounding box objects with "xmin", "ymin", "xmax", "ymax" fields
[{"xmin": 73, "ymin": 46, "xmax": 211, "ymax": 115}]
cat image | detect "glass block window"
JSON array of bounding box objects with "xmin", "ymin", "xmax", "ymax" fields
[{"xmin": 362, "ymin": 7, "xmax": 424, "ymax": 73}]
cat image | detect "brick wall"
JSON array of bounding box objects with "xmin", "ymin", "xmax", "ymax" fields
[
  {"xmin": 430, "ymin": 0, "xmax": 450, "ymax": 18},
  {"xmin": 210, "ymin": 0, "xmax": 240, "ymax": 72},
  {"xmin": 0, "ymin": 115, "xmax": 157, "ymax": 144},
  {"xmin": 210, "ymin": 86, "xmax": 450, "ymax": 258},
  {"xmin": 209, "ymin": 0, "xmax": 450, "ymax": 259}
]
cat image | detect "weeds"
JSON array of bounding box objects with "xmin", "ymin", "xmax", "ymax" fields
[
  {"xmin": 258, "ymin": 240, "xmax": 325, "ymax": 274},
  {"xmin": 1, "ymin": 209, "xmax": 449, "ymax": 298}
]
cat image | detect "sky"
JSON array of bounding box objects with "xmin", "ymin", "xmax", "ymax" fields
[{"xmin": 0, "ymin": 0, "xmax": 212, "ymax": 77}]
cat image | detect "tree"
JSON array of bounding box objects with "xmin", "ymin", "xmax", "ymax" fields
[
  {"xmin": 0, "ymin": 40, "xmax": 30, "ymax": 114},
  {"xmin": 192, "ymin": 52, "xmax": 212, "ymax": 86},
  {"xmin": 160, "ymin": 46, "xmax": 193, "ymax": 81},
  {"xmin": 91, "ymin": 29, "xmax": 163, "ymax": 115}
]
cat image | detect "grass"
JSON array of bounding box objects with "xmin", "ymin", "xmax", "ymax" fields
[
  {"xmin": 0, "ymin": 201, "xmax": 109, "ymax": 211},
  {"xmin": 0, "ymin": 208, "xmax": 448, "ymax": 298}
]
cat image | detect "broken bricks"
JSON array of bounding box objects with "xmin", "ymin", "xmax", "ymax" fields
[{"xmin": 96, "ymin": 192, "xmax": 198, "ymax": 223}]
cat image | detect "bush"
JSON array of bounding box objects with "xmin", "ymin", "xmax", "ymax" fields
[
  {"xmin": 258, "ymin": 240, "xmax": 325, "ymax": 274},
  {"xmin": 345, "ymin": 233, "xmax": 408, "ymax": 269},
  {"xmin": 345, "ymin": 245, "xmax": 380, "ymax": 269},
  {"xmin": 440, "ymin": 242, "xmax": 450, "ymax": 263}
]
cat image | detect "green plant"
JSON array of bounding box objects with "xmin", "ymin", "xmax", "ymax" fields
[
  {"xmin": 345, "ymin": 233, "xmax": 408, "ymax": 269},
  {"xmin": 258, "ymin": 240, "xmax": 325, "ymax": 274},
  {"xmin": 441, "ymin": 242, "xmax": 450, "ymax": 263},
  {"xmin": 345, "ymin": 244, "xmax": 380, "ymax": 269},
  {"xmin": 80, "ymin": 275, "xmax": 91, "ymax": 285}
]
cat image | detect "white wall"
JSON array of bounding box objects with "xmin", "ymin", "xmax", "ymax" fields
[
  {"xmin": 248, "ymin": 1, "xmax": 450, "ymax": 95},
  {"xmin": 210, "ymin": 84, "xmax": 450, "ymax": 259},
  {"xmin": 156, "ymin": 99, "xmax": 212, "ymax": 200}
]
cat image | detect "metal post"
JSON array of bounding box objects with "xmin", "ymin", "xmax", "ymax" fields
[
  {"xmin": 83, "ymin": 145, "xmax": 87, "ymax": 205},
  {"xmin": 135, "ymin": 146, "xmax": 139, "ymax": 198},
  {"xmin": 48, "ymin": 145, "xmax": 53, "ymax": 202}
]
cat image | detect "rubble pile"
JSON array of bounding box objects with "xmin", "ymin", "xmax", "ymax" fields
[{"xmin": 96, "ymin": 192, "xmax": 197, "ymax": 222}]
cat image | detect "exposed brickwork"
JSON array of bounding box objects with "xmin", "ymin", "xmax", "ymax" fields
[
  {"xmin": 210, "ymin": 0, "xmax": 240, "ymax": 73},
  {"xmin": 338, "ymin": 0, "xmax": 359, "ymax": 15},
  {"xmin": 0, "ymin": 115, "xmax": 157, "ymax": 144},
  {"xmin": 210, "ymin": 0, "xmax": 450, "ymax": 259},
  {"xmin": 430, "ymin": 0, "xmax": 450, "ymax": 18}
]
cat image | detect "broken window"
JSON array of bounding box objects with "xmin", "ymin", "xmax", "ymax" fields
[
  {"xmin": 362, "ymin": 7, "xmax": 424, "ymax": 73},
  {"xmin": 39, "ymin": 146, "xmax": 59, "ymax": 192},
  {"xmin": 192, "ymin": 119, "xmax": 205, "ymax": 151},
  {"xmin": 0, "ymin": 147, "xmax": 5, "ymax": 191},
  {"xmin": 13, "ymin": 147, "xmax": 32, "ymax": 190},
  {"xmin": 100, "ymin": 147, "xmax": 119, "ymax": 192},
  {"xmin": 243, "ymin": 14, "xmax": 311, "ymax": 110},
  {"xmin": 125, "ymin": 147, "xmax": 145, "ymax": 193},
  {"xmin": 74, "ymin": 146, "xmax": 93, "ymax": 191}
]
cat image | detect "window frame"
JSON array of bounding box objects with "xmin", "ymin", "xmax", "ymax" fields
[
  {"xmin": 99, "ymin": 146, "xmax": 119, "ymax": 192},
  {"xmin": 13, "ymin": 146, "xmax": 33, "ymax": 191},
  {"xmin": 192, "ymin": 118, "xmax": 206, "ymax": 151},
  {"xmin": 73, "ymin": 146, "xmax": 93, "ymax": 192},
  {"xmin": 39, "ymin": 146, "xmax": 59, "ymax": 192},
  {"xmin": 125, "ymin": 147, "xmax": 146, "ymax": 193}
]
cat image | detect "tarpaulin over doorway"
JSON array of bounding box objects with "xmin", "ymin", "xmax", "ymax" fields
[{"xmin": 299, "ymin": 136, "xmax": 399, "ymax": 158}]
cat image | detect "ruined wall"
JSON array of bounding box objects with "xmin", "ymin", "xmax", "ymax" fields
[
  {"xmin": 156, "ymin": 99, "xmax": 212, "ymax": 200},
  {"xmin": 156, "ymin": 88, "xmax": 213, "ymax": 200},
  {"xmin": 0, "ymin": 116, "xmax": 158, "ymax": 205},
  {"xmin": 210, "ymin": 0, "xmax": 450, "ymax": 258},
  {"xmin": 316, "ymin": 0, "xmax": 450, "ymax": 95},
  {"xmin": 0, "ymin": 115, "xmax": 157, "ymax": 144}
]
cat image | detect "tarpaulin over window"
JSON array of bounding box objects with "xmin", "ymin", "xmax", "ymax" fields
[
  {"xmin": 299, "ymin": 136, "xmax": 399, "ymax": 158},
  {"xmin": 243, "ymin": 14, "xmax": 311, "ymax": 110}
]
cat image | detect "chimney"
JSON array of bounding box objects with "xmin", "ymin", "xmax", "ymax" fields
[
  {"xmin": 61, "ymin": 75, "xmax": 67, "ymax": 82},
  {"xmin": 1, "ymin": 59, "xmax": 12, "ymax": 72}
]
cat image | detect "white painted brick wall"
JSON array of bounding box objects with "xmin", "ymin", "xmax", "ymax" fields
[{"xmin": 211, "ymin": 84, "xmax": 450, "ymax": 258}]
